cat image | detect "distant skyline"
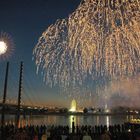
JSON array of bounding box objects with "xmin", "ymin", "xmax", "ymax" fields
[{"xmin": 0, "ymin": 0, "xmax": 140, "ymax": 108}]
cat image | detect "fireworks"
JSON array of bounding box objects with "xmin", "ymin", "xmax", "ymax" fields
[
  {"xmin": 0, "ymin": 32, "xmax": 14, "ymax": 60},
  {"xmin": 33, "ymin": 0, "xmax": 140, "ymax": 87}
]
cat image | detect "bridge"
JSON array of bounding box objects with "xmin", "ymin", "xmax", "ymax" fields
[
  {"xmin": 0, "ymin": 62, "xmax": 51, "ymax": 127},
  {"xmin": 0, "ymin": 102, "xmax": 48, "ymax": 115}
]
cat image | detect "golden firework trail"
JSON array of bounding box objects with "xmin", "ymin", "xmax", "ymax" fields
[{"xmin": 33, "ymin": 0, "xmax": 140, "ymax": 87}]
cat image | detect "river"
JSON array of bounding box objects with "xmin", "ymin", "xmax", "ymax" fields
[{"xmin": 1, "ymin": 114, "xmax": 139, "ymax": 128}]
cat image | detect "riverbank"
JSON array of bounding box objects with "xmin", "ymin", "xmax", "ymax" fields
[{"xmin": 1, "ymin": 111, "xmax": 140, "ymax": 116}]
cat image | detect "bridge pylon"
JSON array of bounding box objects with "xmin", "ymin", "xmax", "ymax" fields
[
  {"xmin": 15, "ymin": 61, "xmax": 23, "ymax": 128},
  {"xmin": 1, "ymin": 62, "xmax": 9, "ymax": 127}
]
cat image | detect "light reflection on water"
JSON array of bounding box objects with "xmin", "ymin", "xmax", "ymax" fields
[
  {"xmin": 69, "ymin": 115, "xmax": 76, "ymax": 129},
  {"xmin": 0, "ymin": 115, "xmax": 137, "ymax": 128}
]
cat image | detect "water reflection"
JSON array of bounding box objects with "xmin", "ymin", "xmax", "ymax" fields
[
  {"xmin": 106, "ymin": 116, "xmax": 110, "ymax": 130},
  {"xmin": 96, "ymin": 116, "xmax": 99, "ymax": 125},
  {"xmin": 0, "ymin": 114, "xmax": 138, "ymax": 127},
  {"xmin": 69, "ymin": 115, "xmax": 76, "ymax": 129}
]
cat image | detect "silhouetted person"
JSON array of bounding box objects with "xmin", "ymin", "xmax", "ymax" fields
[{"xmin": 100, "ymin": 129, "xmax": 111, "ymax": 140}]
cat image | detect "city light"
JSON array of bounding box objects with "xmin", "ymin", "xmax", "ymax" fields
[{"xmin": 69, "ymin": 99, "xmax": 77, "ymax": 112}]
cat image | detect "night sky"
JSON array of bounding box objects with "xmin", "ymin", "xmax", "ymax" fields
[
  {"xmin": 0, "ymin": 0, "xmax": 81, "ymax": 107},
  {"xmin": 0, "ymin": 0, "xmax": 140, "ymax": 109}
]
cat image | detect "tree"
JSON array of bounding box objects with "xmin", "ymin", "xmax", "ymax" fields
[{"xmin": 83, "ymin": 108, "xmax": 88, "ymax": 113}]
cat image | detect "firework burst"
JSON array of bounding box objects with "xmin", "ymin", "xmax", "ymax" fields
[
  {"xmin": 0, "ymin": 32, "xmax": 14, "ymax": 60},
  {"xmin": 33, "ymin": 0, "xmax": 140, "ymax": 87}
]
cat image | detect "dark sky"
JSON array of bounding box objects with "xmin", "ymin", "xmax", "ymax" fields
[
  {"xmin": 0, "ymin": 0, "xmax": 81, "ymax": 107},
  {"xmin": 1, "ymin": 0, "xmax": 139, "ymax": 109}
]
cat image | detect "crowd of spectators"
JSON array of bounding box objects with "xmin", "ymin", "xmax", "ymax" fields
[{"xmin": 0, "ymin": 123, "xmax": 140, "ymax": 140}]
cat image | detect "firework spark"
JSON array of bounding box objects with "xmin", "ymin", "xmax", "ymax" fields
[
  {"xmin": 33, "ymin": 0, "xmax": 140, "ymax": 87},
  {"xmin": 0, "ymin": 32, "xmax": 14, "ymax": 60}
]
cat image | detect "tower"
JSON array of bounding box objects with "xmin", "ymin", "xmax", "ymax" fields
[{"xmin": 69, "ymin": 99, "xmax": 77, "ymax": 112}]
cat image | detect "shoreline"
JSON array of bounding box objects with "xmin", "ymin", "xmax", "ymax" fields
[{"xmin": 0, "ymin": 111, "xmax": 140, "ymax": 116}]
